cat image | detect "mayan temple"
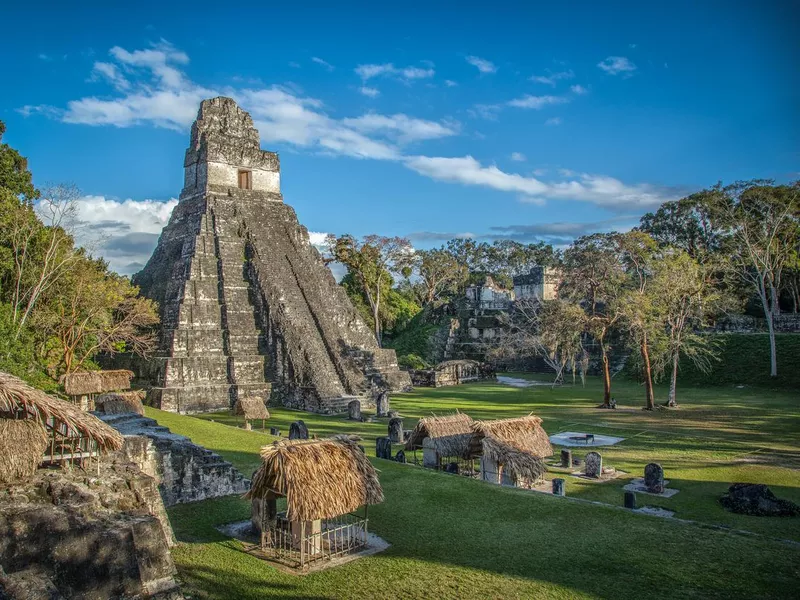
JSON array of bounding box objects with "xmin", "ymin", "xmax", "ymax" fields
[{"xmin": 133, "ymin": 97, "xmax": 411, "ymax": 414}]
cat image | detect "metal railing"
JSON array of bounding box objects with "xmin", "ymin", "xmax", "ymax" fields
[{"xmin": 259, "ymin": 509, "xmax": 370, "ymax": 569}]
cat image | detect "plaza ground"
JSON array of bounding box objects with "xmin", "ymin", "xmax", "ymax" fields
[{"xmin": 150, "ymin": 374, "xmax": 800, "ymax": 599}]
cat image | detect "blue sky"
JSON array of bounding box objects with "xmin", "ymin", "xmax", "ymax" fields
[{"xmin": 2, "ymin": 1, "xmax": 797, "ymax": 274}]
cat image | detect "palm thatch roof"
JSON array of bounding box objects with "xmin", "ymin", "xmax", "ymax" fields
[
  {"xmin": 96, "ymin": 391, "xmax": 145, "ymax": 416},
  {"xmin": 60, "ymin": 370, "xmax": 134, "ymax": 396},
  {"xmin": 404, "ymin": 412, "xmax": 474, "ymax": 457},
  {"xmin": 468, "ymin": 415, "xmax": 552, "ymax": 483},
  {"xmin": 233, "ymin": 396, "xmax": 270, "ymax": 421},
  {"xmin": 247, "ymin": 435, "xmax": 383, "ymax": 522},
  {"xmin": 0, "ymin": 371, "xmax": 123, "ymax": 452},
  {"xmin": 0, "ymin": 419, "xmax": 48, "ymax": 483},
  {"xmin": 467, "ymin": 415, "xmax": 553, "ymax": 458}
]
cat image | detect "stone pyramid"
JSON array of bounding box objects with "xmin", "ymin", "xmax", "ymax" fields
[{"xmin": 133, "ymin": 97, "xmax": 411, "ymax": 414}]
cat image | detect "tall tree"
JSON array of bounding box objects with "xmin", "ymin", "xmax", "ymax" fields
[
  {"xmin": 489, "ymin": 298, "xmax": 587, "ymax": 387},
  {"xmin": 639, "ymin": 190, "xmax": 726, "ymax": 261},
  {"xmin": 6, "ymin": 184, "xmax": 80, "ymax": 337},
  {"xmin": 326, "ymin": 234, "xmax": 413, "ymax": 345},
  {"xmin": 40, "ymin": 259, "xmax": 159, "ymax": 374},
  {"xmin": 710, "ymin": 181, "xmax": 799, "ymax": 377},
  {"xmin": 617, "ymin": 231, "xmax": 661, "ymax": 410},
  {"xmin": 650, "ymin": 250, "xmax": 723, "ymax": 406},
  {"xmin": 560, "ymin": 233, "xmax": 627, "ymax": 407},
  {"xmin": 414, "ymin": 247, "xmax": 468, "ymax": 305}
]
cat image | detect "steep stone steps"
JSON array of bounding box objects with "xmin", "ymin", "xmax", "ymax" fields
[{"xmin": 98, "ymin": 413, "xmax": 251, "ymax": 506}]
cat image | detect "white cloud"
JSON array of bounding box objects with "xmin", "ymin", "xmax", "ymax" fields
[
  {"xmin": 91, "ymin": 61, "xmax": 131, "ymax": 91},
  {"xmin": 359, "ymin": 86, "xmax": 380, "ymax": 98},
  {"xmin": 307, "ymin": 231, "xmax": 330, "ymax": 247},
  {"xmin": 405, "ymin": 155, "xmax": 549, "ymax": 196},
  {"xmin": 629, "ymin": 43, "xmax": 638, "ymax": 49},
  {"xmin": 444, "ymin": 80, "xmax": 458, "ymax": 87},
  {"xmin": 570, "ymin": 84, "xmax": 588, "ymax": 95},
  {"xmin": 355, "ymin": 63, "xmax": 434, "ymax": 82},
  {"xmin": 311, "ymin": 56, "xmax": 335, "ymax": 71},
  {"xmin": 49, "ymin": 195, "xmax": 179, "ymax": 275},
  {"xmin": 404, "ymin": 155, "xmax": 679, "ymax": 210},
  {"xmin": 38, "ymin": 53, "xmax": 52, "ymax": 61},
  {"xmin": 288, "ymin": 61, "xmax": 301, "ymax": 68},
  {"xmin": 342, "ymin": 113, "xmax": 459, "ymax": 143},
  {"xmin": 597, "ymin": 56, "xmax": 637, "ymax": 76},
  {"xmin": 510, "ymin": 152, "xmax": 526, "ymax": 162},
  {"xmin": 507, "ymin": 95, "xmax": 568, "ymax": 109},
  {"xmin": 529, "ymin": 70, "xmax": 574, "ymax": 86},
  {"xmin": 544, "ymin": 117, "xmax": 562, "ymax": 126},
  {"xmin": 465, "ymin": 55, "xmax": 496, "ymax": 74},
  {"xmin": 468, "ymin": 103, "xmax": 503, "ymax": 120}
]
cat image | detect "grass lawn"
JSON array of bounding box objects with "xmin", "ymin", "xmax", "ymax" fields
[{"xmin": 149, "ymin": 374, "xmax": 800, "ymax": 599}]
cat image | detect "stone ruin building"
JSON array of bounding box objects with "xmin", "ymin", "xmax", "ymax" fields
[
  {"xmin": 513, "ymin": 266, "xmax": 560, "ymax": 301},
  {"xmin": 133, "ymin": 97, "xmax": 410, "ymax": 414}
]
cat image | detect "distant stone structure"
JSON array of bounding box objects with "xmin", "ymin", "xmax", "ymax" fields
[
  {"xmin": 134, "ymin": 97, "xmax": 410, "ymax": 414},
  {"xmin": 465, "ymin": 275, "xmax": 513, "ymax": 310},
  {"xmin": 513, "ymin": 266, "xmax": 560, "ymax": 301}
]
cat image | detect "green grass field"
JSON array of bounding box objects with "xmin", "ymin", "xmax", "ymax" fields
[{"xmin": 149, "ymin": 374, "xmax": 800, "ymax": 599}]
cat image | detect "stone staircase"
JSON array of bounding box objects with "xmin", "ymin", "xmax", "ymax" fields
[
  {"xmin": 147, "ymin": 204, "xmax": 271, "ymax": 413},
  {"xmin": 99, "ymin": 412, "xmax": 250, "ymax": 506}
]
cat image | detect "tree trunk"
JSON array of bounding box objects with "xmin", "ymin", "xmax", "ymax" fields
[
  {"xmin": 666, "ymin": 350, "xmax": 679, "ymax": 407},
  {"xmin": 601, "ymin": 351, "xmax": 612, "ymax": 407},
  {"xmin": 757, "ymin": 283, "xmax": 778, "ymax": 377},
  {"xmin": 641, "ymin": 334, "xmax": 655, "ymax": 410},
  {"xmin": 373, "ymin": 303, "xmax": 381, "ymax": 347}
]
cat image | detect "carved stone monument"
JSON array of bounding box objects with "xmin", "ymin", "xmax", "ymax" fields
[
  {"xmin": 388, "ymin": 417, "xmax": 404, "ymax": 443},
  {"xmin": 376, "ymin": 391, "xmax": 390, "ymax": 417},
  {"xmin": 560, "ymin": 449, "xmax": 572, "ymax": 468},
  {"xmin": 288, "ymin": 420, "xmax": 309, "ymax": 440},
  {"xmin": 644, "ymin": 463, "xmax": 664, "ymax": 494},
  {"xmin": 584, "ymin": 451, "xmax": 602, "ymax": 478},
  {"xmin": 375, "ymin": 437, "xmax": 392, "ymax": 460},
  {"xmin": 552, "ymin": 478, "xmax": 565, "ymax": 496},
  {"xmin": 134, "ymin": 97, "xmax": 411, "ymax": 414},
  {"xmin": 348, "ymin": 399, "xmax": 361, "ymax": 421}
]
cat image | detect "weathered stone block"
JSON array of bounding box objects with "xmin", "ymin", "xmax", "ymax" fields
[{"xmin": 585, "ymin": 452, "xmax": 602, "ymax": 478}]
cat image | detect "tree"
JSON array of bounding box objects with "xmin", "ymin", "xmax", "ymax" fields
[
  {"xmin": 650, "ymin": 250, "xmax": 723, "ymax": 406},
  {"xmin": 639, "ymin": 190, "xmax": 726, "ymax": 261},
  {"xmin": 560, "ymin": 233, "xmax": 627, "ymax": 407},
  {"xmin": 6, "ymin": 184, "xmax": 80, "ymax": 337},
  {"xmin": 326, "ymin": 234, "xmax": 413, "ymax": 345},
  {"xmin": 617, "ymin": 231, "xmax": 662, "ymax": 410},
  {"xmin": 414, "ymin": 247, "xmax": 468, "ymax": 305},
  {"xmin": 489, "ymin": 297, "xmax": 587, "ymax": 387},
  {"xmin": 40, "ymin": 259, "xmax": 159, "ymax": 373},
  {"xmin": 710, "ymin": 181, "xmax": 799, "ymax": 377}
]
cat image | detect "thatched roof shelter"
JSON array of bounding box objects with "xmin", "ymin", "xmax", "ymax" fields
[
  {"xmin": 467, "ymin": 415, "xmax": 553, "ymax": 483},
  {"xmin": 0, "ymin": 371, "xmax": 123, "ymax": 452},
  {"xmin": 0, "ymin": 419, "xmax": 48, "ymax": 483},
  {"xmin": 233, "ymin": 396, "xmax": 270, "ymax": 421},
  {"xmin": 60, "ymin": 370, "xmax": 134, "ymax": 396},
  {"xmin": 96, "ymin": 391, "xmax": 145, "ymax": 416},
  {"xmin": 404, "ymin": 412, "xmax": 474, "ymax": 457},
  {"xmin": 247, "ymin": 436, "xmax": 383, "ymax": 522}
]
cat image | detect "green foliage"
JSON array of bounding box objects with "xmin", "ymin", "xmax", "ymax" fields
[
  {"xmin": 385, "ymin": 310, "xmax": 447, "ymax": 362},
  {"xmin": 397, "ymin": 353, "xmax": 428, "ymax": 369},
  {"xmin": 675, "ymin": 333, "xmax": 800, "ymax": 388},
  {"xmin": 0, "ymin": 123, "xmax": 159, "ymax": 380}
]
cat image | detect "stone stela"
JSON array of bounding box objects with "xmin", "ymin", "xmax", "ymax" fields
[{"xmin": 133, "ymin": 97, "xmax": 411, "ymax": 414}]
